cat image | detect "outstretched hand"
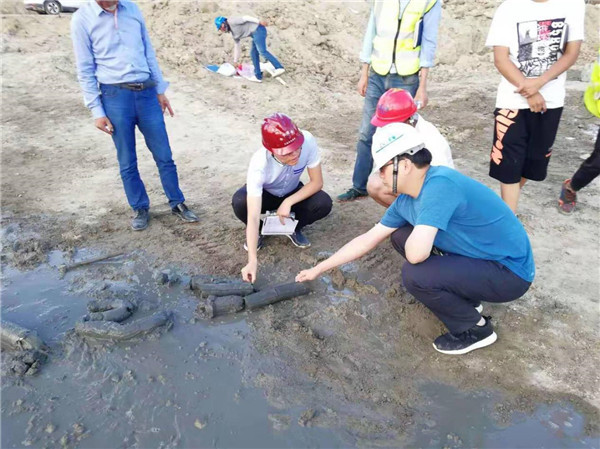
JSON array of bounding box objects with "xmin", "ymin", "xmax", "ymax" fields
[
  {"xmin": 241, "ymin": 260, "xmax": 257, "ymax": 283},
  {"xmin": 295, "ymin": 267, "xmax": 320, "ymax": 283}
]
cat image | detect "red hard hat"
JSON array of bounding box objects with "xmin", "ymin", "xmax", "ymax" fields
[
  {"xmin": 371, "ymin": 88, "xmax": 418, "ymax": 127},
  {"xmin": 261, "ymin": 113, "xmax": 305, "ymax": 156}
]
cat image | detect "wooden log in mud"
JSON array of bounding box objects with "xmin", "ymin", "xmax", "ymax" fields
[
  {"xmin": 84, "ymin": 299, "xmax": 135, "ymax": 323},
  {"xmin": 198, "ymin": 295, "xmax": 245, "ymax": 319},
  {"xmin": 244, "ymin": 283, "xmax": 310, "ymax": 310},
  {"xmin": 0, "ymin": 320, "xmax": 47, "ymax": 352},
  {"xmin": 190, "ymin": 278, "xmax": 255, "ymax": 298},
  {"xmin": 75, "ymin": 310, "xmax": 173, "ymax": 341},
  {"xmin": 58, "ymin": 252, "xmax": 125, "ymax": 277}
]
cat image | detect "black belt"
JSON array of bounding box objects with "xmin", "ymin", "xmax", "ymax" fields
[{"xmin": 105, "ymin": 80, "xmax": 156, "ymax": 91}]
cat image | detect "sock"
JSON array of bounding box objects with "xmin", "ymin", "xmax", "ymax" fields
[{"xmin": 476, "ymin": 316, "xmax": 486, "ymax": 327}]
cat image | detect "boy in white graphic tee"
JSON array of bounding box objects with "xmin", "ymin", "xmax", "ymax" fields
[{"xmin": 485, "ymin": 0, "xmax": 585, "ymax": 213}]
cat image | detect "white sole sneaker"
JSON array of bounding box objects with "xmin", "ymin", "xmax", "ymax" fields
[
  {"xmin": 433, "ymin": 332, "xmax": 497, "ymax": 355},
  {"xmin": 272, "ymin": 68, "xmax": 285, "ymax": 78}
]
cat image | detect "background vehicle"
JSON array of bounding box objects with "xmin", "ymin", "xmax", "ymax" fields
[{"xmin": 24, "ymin": 0, "xmax": 85, "ymax": 15}]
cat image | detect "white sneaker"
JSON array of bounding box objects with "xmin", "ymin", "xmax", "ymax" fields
[
  {"xmin": 272, "ymin": 68, "xmax": 285, "ymax": 78},
  {"xmin": 247, "ymin": 76, "xmax": 262, "ymax": 83}
]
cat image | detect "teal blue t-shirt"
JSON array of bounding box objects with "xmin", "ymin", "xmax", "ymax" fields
[{"xmin": 380, "ymin": 166, "xmax": 535, "ymax": 282}]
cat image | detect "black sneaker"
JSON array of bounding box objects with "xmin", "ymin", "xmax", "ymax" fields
[
  {"xmin": 433, "ymin": 316, "xmax": 497, "ymax": 355},
  {"xmin": 243, "ymin": 236, "xmax": 264, "ymax": 252},
  {"xmin": 171, "ymin": 203, "xmax": 199, "ymax": 222},
  {"xmin": 337, "ymin": 187, "xmax": 368, "ymax": 202},
  {"xmin": 131, "ymin": 208, "xmax": 149, "ymax": 231},
  {"xmin": 287, "ymin": 230, "xmax": 311, "ymax": 248}
]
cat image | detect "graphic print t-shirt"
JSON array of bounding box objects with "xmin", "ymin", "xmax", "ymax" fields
[{"xmin": 486, "ymin": 0, "xmax": 585, "ymax": 109}]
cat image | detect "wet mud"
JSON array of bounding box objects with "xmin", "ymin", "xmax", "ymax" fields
[{"xmin": 1, "ymin": 248, "xmax": 598, "ymax": 448}]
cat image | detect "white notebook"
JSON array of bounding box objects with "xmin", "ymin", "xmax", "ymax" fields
[{"xmin": 261, "ymin": 216, "xmax": 298, "ymax": 235}]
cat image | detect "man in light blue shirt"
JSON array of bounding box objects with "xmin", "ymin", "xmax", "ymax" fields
[
  {"xmin": 71, "ymin": 0, "xmax": 198, "ymax": 230},
  {"xmin": 338, "ymin": 0, "xmax": 442, "ymax": 202}
]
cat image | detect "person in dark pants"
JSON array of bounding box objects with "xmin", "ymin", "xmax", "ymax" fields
[
  {"xmin": 233, "ymin": 113, "xmax": 332, "ymax": 283},
  {"xmin": 558, "ymin": 128, "xmax": 600, "ymax": 214},
  {"xmin": 71, "ymin": 0, "xmax": 198, "ymax": 231},
  {"xmin": 558, "ymin": 53, "xmax": 600, "ymax": 214},
  {"xmin": 337, "ymin": 0, "xmax": 442, "ymax": 202},
  {"xmin": 297, "ymin": 123, "xmax": 534, "ymax": 355}
]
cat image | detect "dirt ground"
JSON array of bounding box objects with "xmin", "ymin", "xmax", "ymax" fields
[{"xmin": 1, "ymin": 1, "xmax": 599, "ymax": 446}]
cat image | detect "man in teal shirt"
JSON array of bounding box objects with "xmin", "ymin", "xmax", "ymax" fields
[{"xmin": 298, "ymin": 124, "xmax": 534, "ymax": 355}]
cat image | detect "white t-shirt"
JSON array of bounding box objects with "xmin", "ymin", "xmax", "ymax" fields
[
  {"xmin": 246, "ymin": 130, "xmax": 321, "ymax": 197},
  {"xmin": 485, "ymin": 0, "xmax": 585, "ymax": 109},
  {"xmin": 415, "ymin": 116, "xmax": 454, "ymax": 168}
]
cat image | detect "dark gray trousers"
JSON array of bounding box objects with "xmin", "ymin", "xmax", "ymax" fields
[{"xmin": 391, "ymin": 226, "xmax": 531, "ymax": 334}]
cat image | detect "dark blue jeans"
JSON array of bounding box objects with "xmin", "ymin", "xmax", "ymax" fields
[
  {"xmin": 100, "ymin": 84, "xmax": 185, "ymax": 211},
  {"xmin": 352, "ymin": 70, "xmax": 419, "ymax": 192},
  {"xmin": 391, "ymin": 226, "xmax": 531, "ymax": 334},
  {"xmin": 251, "ymin": 25, "xmax": 283, "ymax": 80}
]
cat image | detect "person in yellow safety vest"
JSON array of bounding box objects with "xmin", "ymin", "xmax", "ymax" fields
[
  {"xmin": 558, "ymin": 50, "xmax": 600, "ymax": 214},
  {"xmin": 337, "ymin": 0, "xmax": 442, "ymax": 202}
]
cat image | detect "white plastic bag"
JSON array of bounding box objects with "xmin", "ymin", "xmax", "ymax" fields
[{"xmin": 217, "ymin": 63, "xmax": 237, "ymax": 77}]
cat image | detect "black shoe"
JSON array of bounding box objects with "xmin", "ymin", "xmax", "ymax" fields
[
  {"xmin": 336, "ymin": 187, "xmax": 368, "ymax": 202},
  {"xmin": 171, "ymin": 203, "xmax": 198, "ymax": 222},
  {"xmin": 131, "ymin": 208, "xmax": 149, "ymax": 231},
  {"xmin": 243, "ymin": 236, "xmax": 264, "ymax": 252},
  {"xmin": 433, "ymin": 316, "xmax": 497, "ymax": 355},
  {"xmin": 287, "ymin": 230, "xmax": 311, "ymax": 248}
]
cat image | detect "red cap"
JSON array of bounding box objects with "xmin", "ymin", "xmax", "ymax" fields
[
  {"xmin": 371, "ymin": 88, "xmax": 418, "ymax": 127},
  {"xmin": 261, "ymin": 113, "xmax": 304, "ymax": 157}
]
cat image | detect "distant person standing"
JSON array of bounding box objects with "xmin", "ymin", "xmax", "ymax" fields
[
  {"xmin": 337, "ymin": 0, "xmax": 442, "ymax": 202},
  {"xmin": 71, "ymin": 0, "xmax": 198, "ymax": 230},
  {"xmin": 486, "ymin": 0, "xmax": 585, "ymax": 213},
  {"xmin": 215, "ymin": 15, "xmax": 285, "ymax": 83},
  {"xmin": 558, "ymin": 50, "xmax": 600, "ymax": 214}
]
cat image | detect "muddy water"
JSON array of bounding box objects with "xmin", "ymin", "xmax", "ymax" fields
[
  {"xmin": 412, "ymin": 384, "xmax": 595, "ymax": 448},
  {"xmin": 1, "ymin": 251, "xmax": 597, "ymax": 448}
]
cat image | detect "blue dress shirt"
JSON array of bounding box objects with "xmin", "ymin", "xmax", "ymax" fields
[
  {"xmin": 71, "ymin": 0, "xmax": 169, "ymax": 118},
  {"xmin": 359, "ymin": 0, "xmax": 442, "ymax": 69}
]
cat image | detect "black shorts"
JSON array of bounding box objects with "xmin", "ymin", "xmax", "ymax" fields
[{"xmin": 489, "ymin": 107, "xmax": 563, "ymax": 183}]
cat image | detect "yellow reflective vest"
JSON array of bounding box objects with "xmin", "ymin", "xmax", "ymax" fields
[
  {"xmin": 583, "ymin": 50, "xmax": 600, "ymax": 118},
  {"xmin": 371, "ymin": 0, "xmax": 438, "ymax": 76}
]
